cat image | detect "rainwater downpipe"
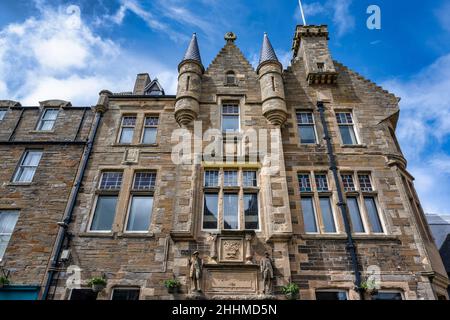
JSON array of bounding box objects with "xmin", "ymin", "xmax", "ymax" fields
[
  {"xmin": 41, "ymin": 110, "xmax": 103, "ymax": 300},
  {"xmin": 317, "ymin": 101, "xmax": 364, "ymax": 300}
]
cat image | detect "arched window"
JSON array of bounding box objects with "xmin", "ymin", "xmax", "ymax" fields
[{"xmin": 226, "ymin": 71, "xmax": 236, "ymax": 86}]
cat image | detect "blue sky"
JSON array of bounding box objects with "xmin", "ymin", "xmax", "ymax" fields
[{"xmin": 0, "ymin": 0, "xmax": 449, "ymax": 214}]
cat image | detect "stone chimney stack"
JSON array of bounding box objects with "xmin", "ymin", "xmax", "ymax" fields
[
  {"xmin": 133, "ymin": 73, "xmax": 151, "ymax": 95},
  {"xmin": 292, "ymin": 25, "xmax": 338, "ymax": 85},
  {"xmin": 175, "ymin": 33, "xmax": 204, "ymax": 126},
  {"xmin": 257, "ymin": 33, "xmax": 288, "ymax": 126}
]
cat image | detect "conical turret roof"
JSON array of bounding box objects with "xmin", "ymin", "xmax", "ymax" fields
[
  {"xmin": 181, "ymin": 33, "xmax": 203, "ymax": 67},
  {"xmin": 258, "ymin": 33, "xmax": 279, "ymax": 67}
]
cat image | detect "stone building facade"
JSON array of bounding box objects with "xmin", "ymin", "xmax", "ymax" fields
[
  {"xmin": 0, "ymin": 99, "xmax": 94, "ymax": 300},
  {"xmin": 0, "ymin": 25, "xmax": 448, "ymax": 300}
]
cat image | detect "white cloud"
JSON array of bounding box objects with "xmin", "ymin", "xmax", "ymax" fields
[
  {"xmin": 382, "ymin": 54, "xmax": 450, "ymax": 214},
  {"xmin": 0, "ymin": 2, "xmax": 178, "ymax": 106},
  {"xmin": 300, "ymin": 0, "xmax": 355, "ymax": 37},
  {"xmin": 435, "ymin": 1, "xmax": 450, "ymax": 32}
]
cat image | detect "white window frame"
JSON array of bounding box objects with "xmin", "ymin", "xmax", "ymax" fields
[
  {"xmin": 124, "ymin": 171, "xmax": 157, "ymax": 234},
  {"xmin": 140, "ymin": 115, "xmax": 159, "ymax": 145},
  {"xmin": 88, "ymin": 171, "xmax": 123, "ymax": 233},
  {"xmin": 13, "ymin": 150, "xmax": 43, "ymax": 183},
  {"xmin": 296, "ymin": 110, "xmax": 319, "ymax": 145},
  {"xmin": 117, "ymin": 115, "xmax": 137, "ymax": 144},
  {"xmin": 201, "ymin": 168, "xmax": 260, "ymax": 232},
  {"xmin": 37, "ymin": 108, "xmax": 59, "ymax": 131},
  {"xmin": 221, "ymin": 102, "xmax": 241, "ymax": 133},
  {"xmin": 335, "ymin": 111, "xmax": 360, "ymax": 145},
  {"xmin": 0, "ymin": 210, "xmax": 20, "ymax": 261},
  {"xmin": 0, "ymin": 108, "xmax": 7, "ymax": 121},
  {"xmin": 299, "ymin": 172, "xmax": 338, "ymax": 234}
]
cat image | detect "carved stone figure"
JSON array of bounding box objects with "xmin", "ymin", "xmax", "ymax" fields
[
  {"xmin": 260, "ymin": 252, "xmax": 274, "ymax": 295},
  {"xmin": 207, "ymin": 233, "xmax": 218, "ymax": 263},
  {"xmin": 189, "ymin": 251, "xmax": 202, "ymax": 292}
]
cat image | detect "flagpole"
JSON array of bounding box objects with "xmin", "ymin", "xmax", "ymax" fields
[{"xmin": 298, "ymin": 0, "xmax": 307, "ymax": 25}]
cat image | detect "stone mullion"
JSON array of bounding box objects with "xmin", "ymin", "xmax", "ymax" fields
[{"xmin": 113, "ymin": 167, "xmax": 134, "ymax": 233}]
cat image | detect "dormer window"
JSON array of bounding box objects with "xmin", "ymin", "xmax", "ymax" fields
[{"xmin": 226, "ymin": 71, "xmax": 236, "ymax": 86}]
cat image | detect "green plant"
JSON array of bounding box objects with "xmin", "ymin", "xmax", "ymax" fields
[
  {"xmin": 360, "ymin": 278, "xmax": 377, "ymax": 292},
  {"xmin": 163, "ymin": 279, "xmax": 181, "ymax": 289},
  {"xmin": 0, "ymin": 276, "xmax": 10, "ymax": 286},
  {"xmin": 87, "ymin": 277, "xmax": 107, "ymax": 287},
  {"xmin": 281, "ymin": 283, "xmax": 299, "ymax": 298}
]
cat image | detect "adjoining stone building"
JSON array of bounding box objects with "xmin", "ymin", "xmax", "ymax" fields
[
  {"xmin": 0, "ymin": 100, "xmax": 94, "ymax": 300},
  {"xmin": 0, "ymin": 25, "xmax": 448, "ymax": 300}
]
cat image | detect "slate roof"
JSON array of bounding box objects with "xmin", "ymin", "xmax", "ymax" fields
[
  {"xmin": 440, "ymin": 234, "xmax": 450, "ymax": 273},
  {"xmin": 258, "ymin": 33, "xmax": 279, "ymax": 66},
  {"xmin": 182, "ymin": 33, "xmax": 203, "ymax": 66}
]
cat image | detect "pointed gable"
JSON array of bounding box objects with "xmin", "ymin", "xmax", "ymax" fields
[
  {"xmin": 144, "ymin": 79, "xmax": 165, "ymax": 96},
  {"xmin": 202, "ymin": 33, "xmax": 261, "ymax": 102}
]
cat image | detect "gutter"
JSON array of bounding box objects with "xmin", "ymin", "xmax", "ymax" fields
[
  {"xmin": 41, "ymin": 111, "xmax": 103, "ymax": 300},
  {"xmin": 317, "ymin": 101, "xmax": 363, "ymax": 299}
]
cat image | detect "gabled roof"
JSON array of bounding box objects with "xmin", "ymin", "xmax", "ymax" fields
[{"xmin": 144, "ymin": 78, "xmax": 165, "ymax": 96}]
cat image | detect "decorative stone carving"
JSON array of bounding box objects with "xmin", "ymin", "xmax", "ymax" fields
[
  {"xmin": 245, "ymin": 234, "xmax": 253, "ymax": 264},
  {"xmin": 260, "ymin": 252, "xmax": 274, "ymax": 295},
  {"xmin": 204, "ymin": 268, "xmax": 258, "ymax": 295},
  {"xmin": 123, "ymin": 149, "xmax": 139, "ymax": 164},
  {"xmin": 220, "ymin": 239, "xmax": 244, "ymax": 263},
  {"xmin": 189, "ymin": 251, "xmax": 203, "ymax": 292},
  {"xmin": 207, "ymin": 233, "xmax": 218, "ymax": 264}
]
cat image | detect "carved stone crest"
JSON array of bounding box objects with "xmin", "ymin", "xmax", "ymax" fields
[{"xmin": 219, "ymin": 239, "xmax": 244, "ymax": 262}]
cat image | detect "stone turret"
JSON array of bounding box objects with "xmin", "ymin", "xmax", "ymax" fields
[
  {"xmin": 257, "ymin": 33, "xmax": 288, "ymax": 126},
  {"xmin": 292, "ymin": 25, "xmax": 338, "ymax": 85},
  {"xmin": 175, "ymin": 33, "xmax": 204, "ymax": 126}
]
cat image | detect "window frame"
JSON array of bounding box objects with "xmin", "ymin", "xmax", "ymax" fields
[
  {"xmin": 335, "ymin": 111, "xmax": 360, "ymax": 146},
  {"xmin": 117, "ymin": 115, "xmax": 137, "ymax": 144},
  {"xmin": 296, "ymin": 110, "xmax": 318, "ymax": 145},
  {"xmin": 315, "ymin": 289, "xmax": 348, "ymax": 300},
  {"xmin": 0, "ymin": 210, "xmax": 20, "ymax": 261},
  {"xmin": 124, "ymin": 171, "xmax": 157, "ymax": 234},
  {"xmin": 12, "ymin": 150, "xmax": 43, "ymax": 183},
  {"xmin": 342, "ymin": 172, "xmax": 386, "ymax": 235},
  {"xmin": 88, "ymin": 171, "xmax": 123, "ymax": 233},
  {"xmin": 36, "ymin": 108, "xmax": 59, "ymax": 131},
  {"xmin": 221, "ymin": 102, "xmax": 240, "ymax": 133},
  {"xmin": 110, "ymin": 287, "xmax": 141, "ymax": 300},
  {"xmin": 298, "ymin": 171, "xmax": 338, "ymax": 235},
  {"xmin": 0, "ymin": 108, "xmax": 7, "ymax": 121},
  {"xmin": 201, "ymin": 168, "xmax": 260, "ymax": 232},
  {"xmin": 140, "ymin": 115, "xmax": 159, "ymax": 145},
  {"xmin": 225, "ymin": 71, "xmax": 237, "ymax": 86}
]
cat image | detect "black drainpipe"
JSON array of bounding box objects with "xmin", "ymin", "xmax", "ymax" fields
[
  {"xmin": 317, "ymin": 101, "xmax": 363, "ymax": 299},
  {"xmin": 41, "ymin": 110, "xmax": 103, "ymax": 300}
]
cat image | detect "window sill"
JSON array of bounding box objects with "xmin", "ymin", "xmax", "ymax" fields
[
  {"xmin": 29, "ymin": 130, "xmax": 55, "ymax": 134},
  {"xmin": 6, "ymin": 182, "xmax": 34, "ymax": 187},
  {"xmin": 117, "ymin": 232, "xmax": 155, "ymax": 238},
  {"xmin": 340, "ymin": 144, "xmax": 367, "ymax": 148},
  {"xmin": 79, "ymin": 232, "xmax": 114, "ymax": 238},
  {"xmin": 301, "ymin": 233, "xmax": 399, "ymax": 241},
  {"xmin": 112, "ymin": 143, "xmax": 158, "ymax": 147}
]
